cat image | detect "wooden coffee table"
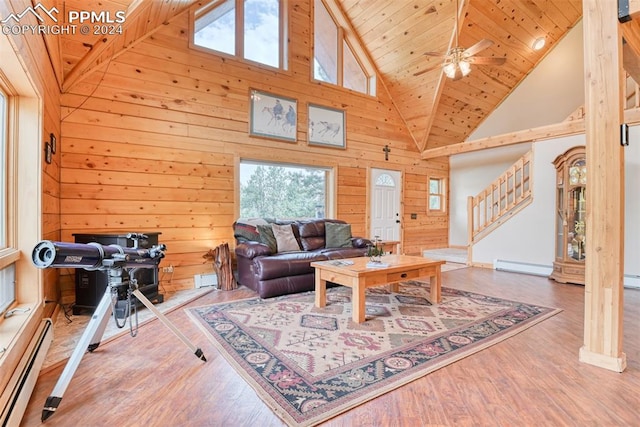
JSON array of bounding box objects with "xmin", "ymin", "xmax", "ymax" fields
[{"xmin": 311, "ymin": 255, "xmax": 445, "ymax": 323}]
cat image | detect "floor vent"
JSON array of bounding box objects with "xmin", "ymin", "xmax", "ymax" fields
[{"xmin": 0, "ymin": 318, "xmax": 53, "ymax": 426}]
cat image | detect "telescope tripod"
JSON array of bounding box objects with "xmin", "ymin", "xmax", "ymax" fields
[{"xmin": 42, "ymin": 264, "xmax": 207, "ymax": 422}]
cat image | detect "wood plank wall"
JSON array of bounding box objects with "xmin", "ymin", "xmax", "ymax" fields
[{"xmin": 58, "ymin": 0, "xmax": 449, "ymax": 300}]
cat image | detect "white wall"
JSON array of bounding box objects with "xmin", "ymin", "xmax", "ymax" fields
[{"xmin": 470, "ymin": 20, "xmax": 585, "ymax": 140}]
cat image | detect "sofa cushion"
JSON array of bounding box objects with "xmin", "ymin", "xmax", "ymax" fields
[
  {"xmin": 297, "ymin": 220, "xmax": 325, "ymax": 251},
  {"xmin": 325, "ymin": 222, "xmax": 352, "ymax": 248},
  {"xmin": 233, "ymin": 218, "xmax": 267, "ymax": 242},
  {"xmin": 272, "ymin": 223, "xmax": 301, "ymax": 252},
  {"xmin": 254, "ymin": 251, "xmax": 328, "ymax": 280},
  {"xmin": 257, "ymin": 224, "xmax": 277, "ymax": 253}
]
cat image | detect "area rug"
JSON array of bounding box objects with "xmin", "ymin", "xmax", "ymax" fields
[{"xmin": 187, "ymin": 282, "xmax": 560, "ymax": 426}]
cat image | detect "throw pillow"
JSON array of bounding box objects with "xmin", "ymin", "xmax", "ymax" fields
[
  {"xmin": 233, "ymin": 218, "xmax": 266, "ymax": 242},
  {"xmin": 272, "ymin": 223, "xmax": 302, "ymax": 252},
  {"xmin": 325, "ymin": 222, "xmax": 352, "ymax": 248},
  {"xmin": 257, "ymin": 224, "xmax": 277, "ymax": 253}
]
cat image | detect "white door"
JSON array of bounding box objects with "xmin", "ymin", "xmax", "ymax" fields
[{"xmin": 370, "ymin": 168, "xmax": 401, "ymax": 241}]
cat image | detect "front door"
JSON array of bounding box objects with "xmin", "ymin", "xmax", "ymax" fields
[{"xmin": 370, "ymin": 168, "xmax": 401, "ymax": 241}]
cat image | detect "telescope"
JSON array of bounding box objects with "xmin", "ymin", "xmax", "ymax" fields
[
  {"xmin": 32, "ymin": 240, "xmax": 166, "ymax": 271},
  {"xmin": 31, "ymin": 238, "xmax": 206, "ymax": 422}
]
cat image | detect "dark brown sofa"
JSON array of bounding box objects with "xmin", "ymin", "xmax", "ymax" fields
[{"xmin": 234, "ymin": 218, "xmax": 370, "ymax": 298}]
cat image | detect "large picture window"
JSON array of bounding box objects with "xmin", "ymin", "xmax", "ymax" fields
[
  {"xmin": 240, "ymin": 161, "xmax": 332, "ymax": 219},
  {"xmin": 193, "ymin": 0, "xmax": 287, "ymax": 70}
]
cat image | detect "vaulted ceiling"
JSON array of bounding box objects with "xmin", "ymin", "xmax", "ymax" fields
[{"xmin": 55, "ymin": 0, "xmax": 640, "ymax": 156}]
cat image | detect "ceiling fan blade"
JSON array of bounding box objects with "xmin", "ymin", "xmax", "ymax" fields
[
  {"xmin": 468, "ymin": 56, "xmax": 506, "ymax": 65},
  {"xmin": 463, "ymin": 39, "xmax": 494, "ymax": 57},
  {"xmin": 423, "ymin": 51, "xmax": 445, "ymax": 58},
  {"xmin": 413, "ymin": 63, "xmax": 442, "ymax": 76}
]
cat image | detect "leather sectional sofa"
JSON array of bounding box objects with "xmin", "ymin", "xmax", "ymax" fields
[{"xmin": 234, "ymin": 218, "xmax": 370, "ymax": 298}]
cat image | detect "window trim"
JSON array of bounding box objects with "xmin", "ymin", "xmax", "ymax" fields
[{"xmin": 189, "ymin": 0, "xmax": 289, "ymax": 72}]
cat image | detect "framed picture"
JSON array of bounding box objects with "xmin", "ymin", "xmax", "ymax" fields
[
  {"xmin": 308, "ymin": 104, "xmax": 345, "ymax": 149},
  {"xmin": 249, "ymin": 89, "xmax": 297, "ymax": 142}
]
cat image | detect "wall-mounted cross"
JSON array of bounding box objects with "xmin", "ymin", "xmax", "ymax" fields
[{"xmin": 383, "ymin": 145, "xmax": 391, "ymax": 161}]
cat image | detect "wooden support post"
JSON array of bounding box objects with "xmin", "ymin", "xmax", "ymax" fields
[{"xmin": 580, "ymin": 0, "xmax": 627, "ymax": 372}]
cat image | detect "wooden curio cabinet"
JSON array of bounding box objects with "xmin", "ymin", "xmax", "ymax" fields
[{"xmin": 550, "ymin": 146, "xmax": 586, "ymax": 285}]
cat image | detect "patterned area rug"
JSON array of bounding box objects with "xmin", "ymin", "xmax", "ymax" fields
[{"xmin": 187, "ymin": 282, "xmax": 560, "ymax": 426}]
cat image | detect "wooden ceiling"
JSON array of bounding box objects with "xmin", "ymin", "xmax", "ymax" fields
[{"xmin": 55, "ymin": 0, "xmax": 640, "ymax": 155}]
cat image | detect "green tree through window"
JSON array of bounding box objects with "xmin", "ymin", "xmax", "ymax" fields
[{"xmin": 240, "ymin": 164, "xmax": 327, "ymax": 218}]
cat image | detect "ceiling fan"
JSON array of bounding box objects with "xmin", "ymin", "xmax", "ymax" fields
[{"xmin": 414, "ymin": 0, "xmax": 505, "ymax": 79}]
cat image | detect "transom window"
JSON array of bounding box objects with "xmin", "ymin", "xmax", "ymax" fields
[
  {"xmin": 313, "ymin": 0, "xmax": 376, "ymax": 95},
  {"xmin": 429, "ymin": 177, "xmax": 447, "ymax": 212},
  {"xmin": 192, "ymin": 0, "xmax": 287, "ymax": 70},
  {"xmin": 240, "ymin": 160, "xmax": 332, "ymax": 218}
]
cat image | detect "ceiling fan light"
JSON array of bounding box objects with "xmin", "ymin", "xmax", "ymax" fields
[
  {"xmin": 459, "ymin": 60, "xmax": 471, "ymax": 76},
  {"xmin": 532, "ymin": 37, "xmax": 546, "ymax": 51},
  {"xmin": 443, "ymin": 63, "xmax": 456, "ymax": 78}
]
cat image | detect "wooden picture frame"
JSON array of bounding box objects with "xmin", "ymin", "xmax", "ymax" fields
[
  {"xmin": 249, "ymin": 89, "xmax": 297, "ymax": 142},
  {"xmin": 308, "ymin": 104, "xmax": 345, "ymax": 149}
]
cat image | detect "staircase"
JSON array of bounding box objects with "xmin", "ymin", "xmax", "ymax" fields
[{"xmin": 467, "ymin": 150, "xmax": 533, "ymax": 248}]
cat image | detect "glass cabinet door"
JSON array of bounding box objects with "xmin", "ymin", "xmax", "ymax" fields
[
  {"xmin": 567, "ymin": 159, "xmax": 586, "ymax": 261},
  {"xmin": 550, "ymin": 146, "xmax": 586, "ymax": 285}
]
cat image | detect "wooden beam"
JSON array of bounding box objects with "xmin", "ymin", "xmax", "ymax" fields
[
  {"xmin": 420, "ymin": 119, "xmax": 585, "ymax": 159},
  {"xmin": 62, "ymin": 0, "xmax": 150, "ymax": 92},
  {"xmin": 420, "ymin": 106, "xmax": 640, "ymax": 159},
  {"xmin": 419, "ymin": 0, "xmax": 467, "ymax": 152},
  {"xmin": 579, "ymin": 0, "xmax": 626, "ymax": 372},
  {"xmin": 62, "ymin": 0, "xmax": 204, "ymax": 93}
]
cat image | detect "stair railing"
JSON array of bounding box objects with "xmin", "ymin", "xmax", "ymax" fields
[{"xmin": 467, "ymin": 150, "xmax": 532, "ymax": 246}]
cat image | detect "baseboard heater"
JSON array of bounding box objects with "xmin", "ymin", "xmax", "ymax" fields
[
  {"xmin": 493, "ymin": 259, "xmax": 553, "ymax": 277},
  {"xmin": 194, "ymin": 273, "xmax": 218, "ymax": 289},
  {"xmin": 624, "ymin": 275, "xmax": 640, "ymax": 289},
  {"xmin": 0, "ymin": 318, "xmax": 53, "ymax": 427}
]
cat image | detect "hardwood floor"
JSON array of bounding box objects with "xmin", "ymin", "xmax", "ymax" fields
[{"xmin": 22, "ymin": 268, "xmax": 640, "ymax": 426}]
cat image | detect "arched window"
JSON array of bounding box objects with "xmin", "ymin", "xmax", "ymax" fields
[{"xmin": 375, "ymin": 173, "xmax": 395, "ymax": 187}]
